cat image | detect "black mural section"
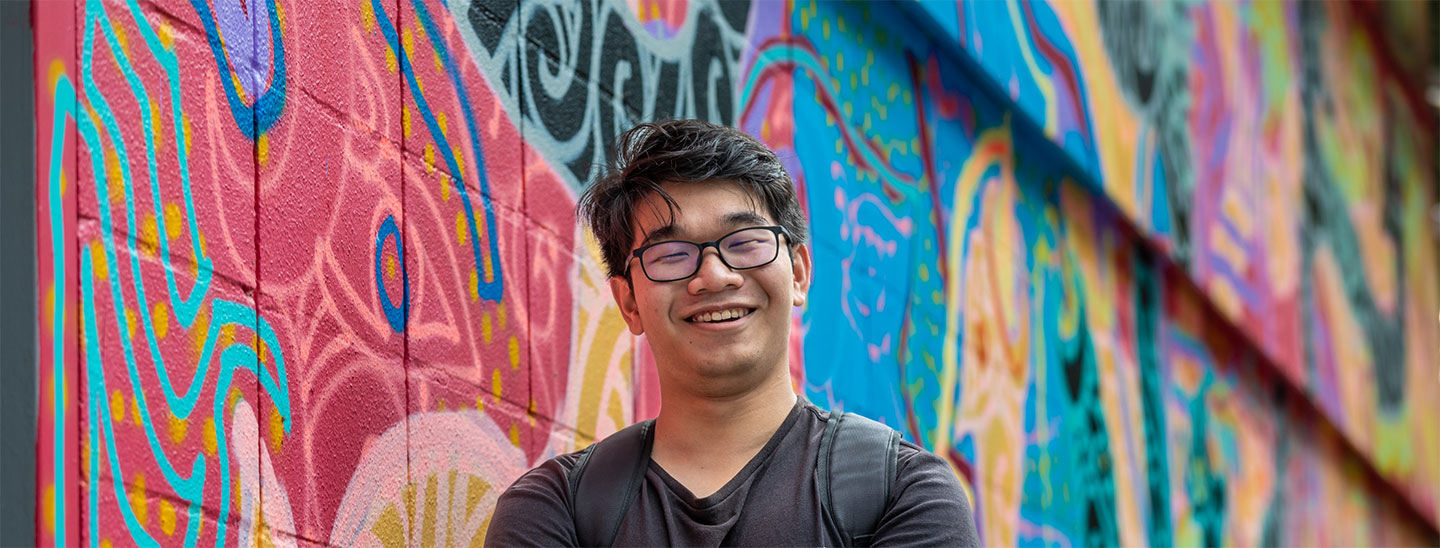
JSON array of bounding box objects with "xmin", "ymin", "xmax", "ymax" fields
[
  {"xmin": 1058, "ymin": 269, "xmax": 1121, "ymax": 548},
  {"xmin": 1296, "ymin": 2, "xmax": 1408, "ymax": 414},
  {"xmin": 462, "ymin": 0, "xmax": 749, "ymax": 188},
  {"xmin": 1095, "ymin": 0, "xmax": 1196, "ymax": 266},
  {"xmin": 1259, "ymin": 388, "xmax": 1290, "ymax": 548},
  {"xmin": 1134, "ymin": 247, "xmax": 1173, "ymax": 547}
]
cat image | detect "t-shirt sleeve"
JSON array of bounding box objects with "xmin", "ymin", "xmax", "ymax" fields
[
  {"xmin": 868, "ymin": 443, "xmax": 981, "ymax": 547},
  {"xmin": 484, "ymin": 456, "xmax": 581, "ymax": 547}
]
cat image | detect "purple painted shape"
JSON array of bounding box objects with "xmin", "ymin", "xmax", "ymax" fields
[{"xmin": 214, "ymin": 0, "xmax": 274, "ymax": 99}]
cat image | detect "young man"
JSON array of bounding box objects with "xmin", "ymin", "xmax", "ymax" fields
[{"xmin": 486, "ymin": 120, "xmax": 979, "ymax": 546}]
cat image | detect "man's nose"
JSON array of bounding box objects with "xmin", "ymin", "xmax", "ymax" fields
[{"xmin": 688, "ymin": 249, "xmax": 743, "ymax": 293}]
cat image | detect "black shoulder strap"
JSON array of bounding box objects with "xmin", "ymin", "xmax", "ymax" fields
[
  {"xmin": 569, "ymin": 419, "xmax": 655, "ymax": 547},
  {"xmin": 817, "ymin": 412, "xmax": 901, "ymax": 547}
]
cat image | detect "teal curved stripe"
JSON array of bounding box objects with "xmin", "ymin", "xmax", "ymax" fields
[
  {"xmin": 81, "ymin": 250, "xmax": 162, "ymax": 548},
  {"xmin": 78, "ymin": 101, "xmax": 291, "ymax": 547},
  {"xmin": 372, "ymin": 0, "xmax": 505, "ymax": 302},
  {"xmin": 82, "ymin": 0, "xmax": 206, "ymax": 497},
  {"xmin": 47, "ymin": 71, "xmax": 74, "ymax": 548},
  {"xmin": 63, "ymin": 0, "xmax": 293, "ymax": 545}
]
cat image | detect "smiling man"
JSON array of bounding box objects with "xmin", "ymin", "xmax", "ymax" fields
[{"xmin": 486, "ymin": 120, "xmax": 979, "ymax": 547}]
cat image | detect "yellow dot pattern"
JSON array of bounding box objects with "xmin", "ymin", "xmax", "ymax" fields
[
  {"xmin": 163, "ymin": 203, "xmax": 183, "ymax": 242},
  {"xmin": 91, "ymin": 242, "xmax": 108, "ymax": 280},
  {"xmin": 159, "ymin": 499, "xmax": 176, "ymax": 536},
  {"xmin": 128, "ymin": 473, "xmax": 148, "ymax": 526},
  {"xmin": 203, "ymin": 417, "xmax": 217, "ymax": 456},
  {"xmin": 167, "ymin": 412, "xmax": 188, "ymax": 444},
  {"xmin": 257, "ymin": 134, "xmax": 270, "ymax": 167},
  {"xmin": 481, "ymin": 311, "xmax": 492, "ymax": 344},
  {"xmin": 139, "ymin": 213, "xmax": 159, "ymax": 256},
  {"xmin": 360, "ymin": 0, "xmax": 376, "ymax": 33},
  {"xmin": 269, "ymin": 406, "xmax": 285, "ymax": 454},
  {"xmin": 152, "ymin": 301, "xmax": 169, "ymax": 340},
  {"xmin": 42, "ymin": 485, "xmax": 55, "ymax": 534},
  {"xmin": 110, "ymin": 390, "xmax": 126, "ymax": 423}
]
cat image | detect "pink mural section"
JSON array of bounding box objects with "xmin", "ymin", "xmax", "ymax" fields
[{"xmin": 31, "ymin": 0, "xmax": 614, "ymax": 545}]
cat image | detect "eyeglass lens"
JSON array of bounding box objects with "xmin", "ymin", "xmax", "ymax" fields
[{"xmin": 640, "ymin": 227, "xmax": 780, "ymax": 282}]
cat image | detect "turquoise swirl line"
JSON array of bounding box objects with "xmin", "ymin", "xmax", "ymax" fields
[
  {"xmin": 372, "ymin": 0, "xmax": 505, "ymax": 301},
  {"xmin": 82, "ymin": 0, "xmax": 220, "ymax": 420},
  {"xmin": 74, "ymin": 0, "xmax": 293, "ymax": 544},
  {"xmin": 47, "ymin": 71, "xmax": 74, "ymax": 548}
]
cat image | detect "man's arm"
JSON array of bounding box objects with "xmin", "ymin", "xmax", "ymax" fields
[
  {"xmin": 867, "ymin": 444, "xmax": 981, "ymax": 547},
  {"xmin": 484, "ymin": 457, "xmax": 580, "ymax": 547}
]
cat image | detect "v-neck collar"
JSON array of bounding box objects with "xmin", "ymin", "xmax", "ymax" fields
[{"xmin": 649, "ymin": 398, "xmax": 807, "ymax": 510}]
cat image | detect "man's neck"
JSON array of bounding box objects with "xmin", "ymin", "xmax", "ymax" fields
[
  {"xmin": 656, "ymin": 380, "xmax": 796, "ymax": 450},
  {"xmin": 648, "ymin": 366, "xmax": 797, "ymax": 496}
]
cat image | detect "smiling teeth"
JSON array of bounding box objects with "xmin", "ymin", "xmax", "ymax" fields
[{"xmin": 692, "ymin": 308, "xmax": 751, "ymax": 323}]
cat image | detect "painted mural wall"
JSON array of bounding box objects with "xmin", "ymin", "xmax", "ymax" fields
[{"xmin": 32, "ymin": 0, "xmax": 1438, "ymax": 546}]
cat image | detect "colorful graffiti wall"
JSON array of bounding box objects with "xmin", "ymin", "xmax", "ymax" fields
[{"xmin": 33, "ymin": 0, "xmax": 1439, "ymax": 546}]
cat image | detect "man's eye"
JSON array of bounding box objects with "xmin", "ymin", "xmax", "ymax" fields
[
  {"xmin": 727, "ymin": 239, "xmax": 760, "ymax": 249},
  {"xmin": 651, "ymin": 252, "xmax": 692, "ymax": 264}
]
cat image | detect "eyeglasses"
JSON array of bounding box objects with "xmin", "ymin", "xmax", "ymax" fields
[{"xmin": 627, "ymin": 226, "xmax": 791, "ymax": 283}]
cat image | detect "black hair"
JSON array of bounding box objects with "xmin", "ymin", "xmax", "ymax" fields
[{"xmin": 578, "ymin": 119, "xmax": 808, "ymax": 278}]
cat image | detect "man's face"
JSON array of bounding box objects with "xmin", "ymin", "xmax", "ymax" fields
[{"xmin": 608, "ymin": 180, "xmax": 811, "ymax": 394}]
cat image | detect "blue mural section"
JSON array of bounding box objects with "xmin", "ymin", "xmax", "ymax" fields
[
  {"xmin": 910, "ymin": 0, "xmax": 1101, "ymax": 176},
  {"xmin": 752, "ymin": 0, "xmax": 1440, "ymax": 545}
]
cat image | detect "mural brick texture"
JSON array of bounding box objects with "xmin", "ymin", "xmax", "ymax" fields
[{"xmin": 33, "ymin": 0, "xmax": 1440, "ymax": 545}]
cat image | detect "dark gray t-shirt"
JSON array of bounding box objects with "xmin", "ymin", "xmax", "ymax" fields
[{"xmin": 486, "ymin": 399, "xmax": 981, "ymax": 546}]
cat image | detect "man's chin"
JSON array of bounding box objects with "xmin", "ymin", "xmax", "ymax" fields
[
  {"xmin": 675, "ymin": 352, "xmax": 767, "ymax": 385},
  {"xmin": 688, "ymin": 354, "xmax": 755, "ymax": 375}
]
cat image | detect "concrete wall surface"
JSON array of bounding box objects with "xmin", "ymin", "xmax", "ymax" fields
[{"xmin": 30, "ymin": 0, "xmax": 1440, "ymax": 545}]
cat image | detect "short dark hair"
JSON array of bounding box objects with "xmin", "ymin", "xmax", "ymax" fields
[{"xmin": 578, "ymin": 119, "xmax": 809, "ymax": 279}]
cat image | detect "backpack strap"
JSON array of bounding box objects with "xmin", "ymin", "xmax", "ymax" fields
[
  {"xmin": 817, "ymin": 412, "xmax": 901, "ymax": 547},
  {"xmin": 569, "ymin": 419, "xmax": 655, "ymax": 547}
]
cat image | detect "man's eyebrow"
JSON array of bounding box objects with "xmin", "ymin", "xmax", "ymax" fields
[
  {"xmin": 638, "ymin": 211, "xmax": 771, "ymax": 248},
  {"xmin": 724, "ymin": 211, "xmax": 771, "ymax": 228},
  {"xmin": 638, "ymin": 224, "xmax": 678, "ymax": 248}
]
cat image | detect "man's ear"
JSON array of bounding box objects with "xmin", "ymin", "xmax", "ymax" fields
[
  {"xmin": 609, "ymin": 276, "xmax": 646, "ymax": 335},
  {"xmin": 790, "ymin": 243, "xmax": 813, "ymax": 307}
]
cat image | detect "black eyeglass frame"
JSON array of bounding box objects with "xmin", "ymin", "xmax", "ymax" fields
[{"xmin": 626, "ymin": 225, "xmax": 793, "ymax": 283}]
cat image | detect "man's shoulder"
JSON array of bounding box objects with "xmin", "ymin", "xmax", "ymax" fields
[
  {"xmin": 506, "ymin": 448, "xmax": 586, "ymax": 492},
  {"xmin": 487, "ymin": 450, "xmax": 590, "ymax": 546},
  {"xmin": 815, "ymin": 410, "xmax": 958, "ymax": 489},
  {"xmin": 894, "ymin": 438, "xmax": 953, "ymax": 478}
]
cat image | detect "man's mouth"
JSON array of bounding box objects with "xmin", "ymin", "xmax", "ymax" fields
[{"xmin": 686, "ymin": 307, "xmax": 755, "ymax": 323}]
